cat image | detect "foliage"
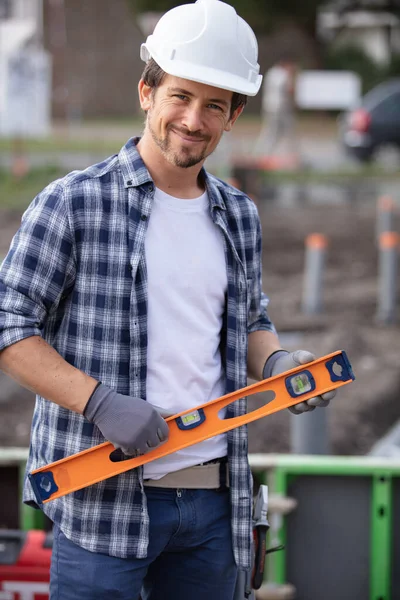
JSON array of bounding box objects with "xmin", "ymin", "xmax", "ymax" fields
[
  {"xmin": 1, "ymin": 163, "xmax": 399, "ymax": 214},
  {"xmin": 324, "ymin": 44, "xmax": 400, "ymax": 94},
  {"xmin": 127, "ymin": 0, "xmax": 325, "ymax": 35},
  {"xmin": 323, "ymin": 45, "xmax": 388, "ymax": 93},
  {"xmin": 0, "ymin": 167, "xmax": 67, "ymax": 210},
  {"xmin": 386, "ymin": 53, "xmax": 400, "ymax": 78}
]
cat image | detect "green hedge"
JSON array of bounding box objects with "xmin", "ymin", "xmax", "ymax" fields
[{"xmin": 323, "ymin": 45, "xmax": 400, "ymax": 94}]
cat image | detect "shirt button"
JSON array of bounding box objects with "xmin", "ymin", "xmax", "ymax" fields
[
  {"xmin": 126, "ymin": 180, "xmax": 132, "ymax": 186},
  {"xmin": 148, "ymin": 184, "xmax": 154, "ymax": 193},
  {"xmin": 141, "ymin": 214, "xmax": 147, "ymax": 221}
]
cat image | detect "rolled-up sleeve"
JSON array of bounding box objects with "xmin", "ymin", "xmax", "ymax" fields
[
  {"xmin": 0, "ymin": 182, "xmax": 76, "ymax": 350},
  {"xmin": 247, "ymin": 215, "xmax": 277, "ymax": 336}
]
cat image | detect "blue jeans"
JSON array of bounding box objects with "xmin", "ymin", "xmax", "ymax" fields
[{"xmin": 50, "ymin": 487, "xmax": 238, "ymax": 600}]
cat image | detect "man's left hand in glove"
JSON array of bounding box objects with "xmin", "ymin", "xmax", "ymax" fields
[{"xmin": 262, "ymin": 349, "xmax": 336, "ymax": 415}]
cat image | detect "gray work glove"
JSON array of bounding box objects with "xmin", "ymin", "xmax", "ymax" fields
[
  {"xmin": 84, "ymin": 383, "xmax": 169, "ymax": 455},
  {"xmin": 262, "ymin": 350, "xmax": 336, "ymax": 415}
]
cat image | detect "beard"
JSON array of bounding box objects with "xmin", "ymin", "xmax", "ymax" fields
[{"xmin": 147, "ymin": 119, "xmax": 212, "ymax": 169}]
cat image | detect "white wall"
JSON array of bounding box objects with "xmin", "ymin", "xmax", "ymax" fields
[
  {"xmin": 295, "ymin": 70, "xmax": 361, "ymax": 110},
  {"xmin": 1, "ymin": 48, "xmax": 52, "ymax": 137},
  {"xmin": 0, "ymin": 0, "xmax": 49, "ymax": 137}
]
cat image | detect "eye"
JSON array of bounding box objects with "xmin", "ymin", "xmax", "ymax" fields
[
  {"xmin": 208, "ymin": 103, "xmax": 224, "ymax": 111},
  {"xmin": 173, "ymin": 94, "xmax": 188, "ymax": 101}
]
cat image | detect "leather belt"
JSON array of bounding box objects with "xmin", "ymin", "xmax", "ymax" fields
[{"xmin": 144, "ymin": 457, "xmax": 229, "ymax": 489}]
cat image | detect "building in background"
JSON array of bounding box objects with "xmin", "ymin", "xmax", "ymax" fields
[
  {"xmin": 0, "ymin": 0, "xmax": 51, "ymax": 138},
  {"xmin": 1, "ymin": 0, "xmax": 146, "ymax": 123},
  {"xmin": 40, "ymin": 1, "xmax": 322, "ymax": 121},
  {"xmin": 319, "ymin": 1, "xmax": 400, "ymax": 66},
  {"xmin": 42, "ymin": 0, "xmax": 145, "ymax": 121},
  {"xmin": 6, "ymin": 0, "xmax": 376, "ymax": 123}
]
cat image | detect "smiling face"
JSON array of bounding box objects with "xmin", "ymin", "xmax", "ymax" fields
[{"xmin": 138, "ymin": 74, "xmax": 243, "ymax": 169}]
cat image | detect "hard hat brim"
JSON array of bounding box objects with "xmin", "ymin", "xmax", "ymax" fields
[{"xmin": 143, "ymin": 47, "xmax": 262, "ymax": 97}]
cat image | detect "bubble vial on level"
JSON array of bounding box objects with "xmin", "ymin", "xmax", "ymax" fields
[
  {"xmin": 181, "ymin": 411, "xmax": 201, "ymax": 426},
  {"xmin": 290, "ymin": 373, "xmax": 312, "ymax": 395}
]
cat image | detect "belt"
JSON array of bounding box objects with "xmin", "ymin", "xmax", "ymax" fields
[{"xmin": 143, "ymin": 457, "xmax": 229, "ymax": 490}]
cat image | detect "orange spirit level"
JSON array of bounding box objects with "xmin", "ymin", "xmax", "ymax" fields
[{"xmin": 29, "ymin": 350, "xmax": 355, "ymax": 504}]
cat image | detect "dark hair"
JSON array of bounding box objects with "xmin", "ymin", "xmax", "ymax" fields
[{"xmin": 141, "ymin": 58, "xmax": 247, "ymax": 119}]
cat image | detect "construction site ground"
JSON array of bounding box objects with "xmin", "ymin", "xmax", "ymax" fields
[
  {"xmin": 1, "ymin": 185, "xmax": 399, "ymax": 456},
  {"xmin": 1, "ymin": 111, "xmax": 400, "ymax": 455}
]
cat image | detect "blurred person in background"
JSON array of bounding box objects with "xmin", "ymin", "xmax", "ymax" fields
[
  {"xmin": 0, "ymin": 1, "xmax": 333, "ymax": 598},
  {"xmin": 255, "ymin": 55, "xmax": 299, "ymax": 161}
]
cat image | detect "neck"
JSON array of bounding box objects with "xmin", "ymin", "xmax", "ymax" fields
[{"xmin": 137, "ymin": 132, "xmax": 206, "ymax": 199}]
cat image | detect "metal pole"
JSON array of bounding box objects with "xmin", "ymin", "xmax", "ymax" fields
[
  {"xmin": 376, "ymin": 231, "xmax": 399, "ymax": 324},
  {"xmin": 301, "ymin": 233, "xmax": 328, "ymax": 315}
]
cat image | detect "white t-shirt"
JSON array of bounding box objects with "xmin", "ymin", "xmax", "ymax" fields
[{"xmin": 143, "ymin": 186, "xmax": 228, "ymax": 480}]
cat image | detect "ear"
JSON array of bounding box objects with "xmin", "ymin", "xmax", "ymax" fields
[
  {"xmin": 138, "ymin": 79, "xmax": 153, "ymax": 111},
  {"xmin": 224, "ymin": 104, "xmax": 244, "ymax": 132}
]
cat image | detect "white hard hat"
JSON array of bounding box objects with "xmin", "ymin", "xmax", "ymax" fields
[{"xmin": 140, "ymin": 0, "xmax": 262, "ymax": 96}]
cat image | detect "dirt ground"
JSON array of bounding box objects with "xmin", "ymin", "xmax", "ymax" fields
[
  {"xmin": 249, "ymin": 195, "xmax": 400, "ymax": 456},
  {"xmin": 0, "ymin": 191, "xmax": 399, "ymax": 455}
]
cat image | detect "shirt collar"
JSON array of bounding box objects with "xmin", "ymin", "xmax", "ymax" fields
[
  {"xmin": 202, "ymin": 170, "xmax": 226, "ymax": 211},
  {"xmin": 118, "ymin": 137, "xmax": 153, "ymax": 189},
  {"xmin": 118, "ymin": 137, "xmax": 226, "ymax": 211}
]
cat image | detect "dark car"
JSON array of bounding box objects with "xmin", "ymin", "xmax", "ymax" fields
[{"xmin": 339, "ymin": 78, "xmax": 400, "ymax": 163}]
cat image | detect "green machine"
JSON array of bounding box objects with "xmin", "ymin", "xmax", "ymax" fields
[
  {"xmin": 250, "ymin": 454, "xmax": 400, "ymax": 600},
  {"xmin": 0, "ymin": 448, "xmax": 49, "ymax": 531}
]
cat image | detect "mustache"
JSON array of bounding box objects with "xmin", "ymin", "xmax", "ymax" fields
[{"xmin": 168, "ymin": 125, "xmax": 211, "ymax": 142}]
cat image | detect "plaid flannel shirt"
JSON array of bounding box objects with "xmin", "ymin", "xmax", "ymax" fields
[{"xmin": 0, "ymin": 138, "xmax": 276, "ymax": 569}]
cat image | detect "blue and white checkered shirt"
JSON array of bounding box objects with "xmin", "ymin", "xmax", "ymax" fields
[{"xmin": 0, "ymin": 138, "xmax": 276, "ymax": 569}]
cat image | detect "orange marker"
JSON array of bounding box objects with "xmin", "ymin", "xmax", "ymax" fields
[
  {"xmin": 302, "ymin": 233, "xmax": 328, "ymax": 315},
  {"xmin": 306, "ymin": 233, "xmax": 328, "ymax": 250},
  {"xmin": 376, "ymin": 196, "xmax": 396, "ymax": 243},
  {"xmin": 29, "ymin": 350, "xmax": 355, "ymax": 504},
  {"xmin": 379, "ymin": 231, "xmax": 400, "ymax": 249}
]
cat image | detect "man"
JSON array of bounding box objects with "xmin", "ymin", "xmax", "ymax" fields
[
  {"xmin": 255, "ymin": 56, "xmax": 299, "ymax": 160},
  {"xmin": 0, "ymin": 1, "xmax": 334, "ymax": 599}
]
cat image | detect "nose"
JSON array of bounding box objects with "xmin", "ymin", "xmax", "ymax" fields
[{"xmin": 181, "ymin": 104, "xmax": 203, "ymax": 132}]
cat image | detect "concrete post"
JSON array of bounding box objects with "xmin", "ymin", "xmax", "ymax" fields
[
  {"xmin": 375, "ymin": 195, "xmax": 394, "ymax": 244},
  {"xmin": 376, "ymin": 231, "xmax": 399, "ymax": 324},
  {"xmin": 301, "ymin": 233, "xmax": 328, "ymax": 315},
  {"xmin": 296, "ymin": 233, "xmax": 330, "ymax": 454},
  {"xmin": 290, "ymin": 409, "xmax": 331, "ymax": 455}
]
